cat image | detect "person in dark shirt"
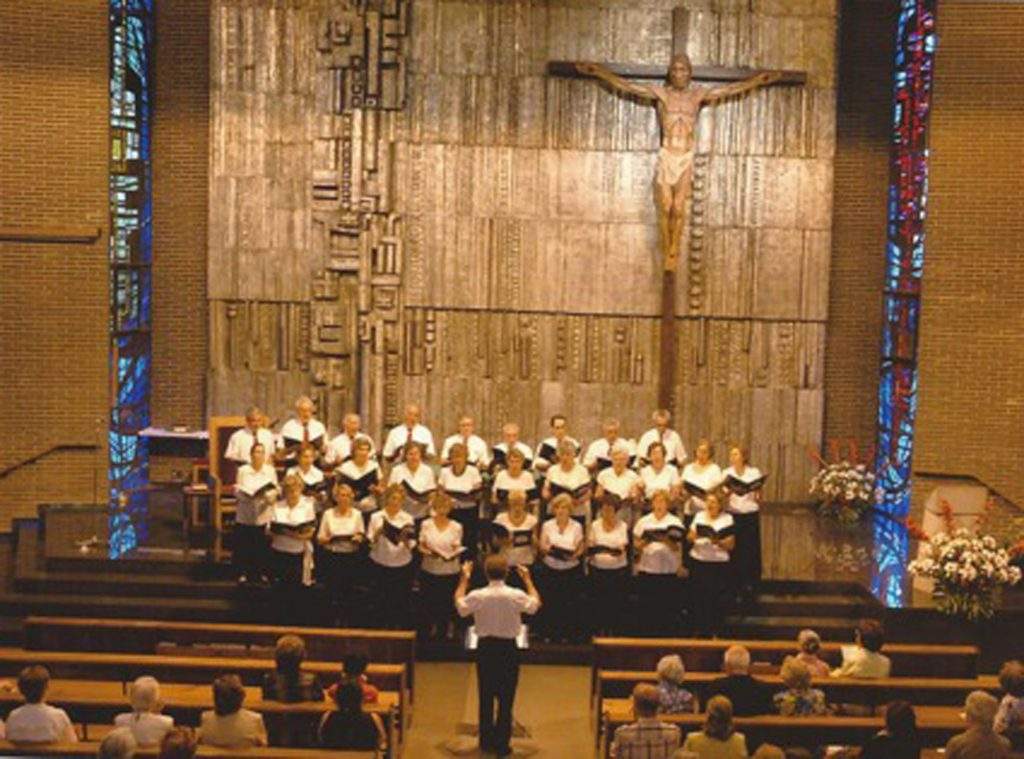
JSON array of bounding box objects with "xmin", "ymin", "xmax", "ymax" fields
[
  {"xmin": 705, "ymin": 645, "xmax": 773, "ymax": 716},
  {"xmin": 261, "ymin": 634, "xmax": 324, "ymax": 748},
  {"xmin": 860, "ymin": 700, "xmax": 922, "ymax": 759},
  {"xmin": 318, "ymin": 681, "xmax": 386, "ymax": 751}
]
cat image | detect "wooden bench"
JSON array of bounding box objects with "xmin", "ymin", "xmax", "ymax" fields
[
  {"xmin": 0, "ymin": 741, "xmax": 377, "ymax": 758},
  {"xmin": 599, "ymin": 699, "xmax": 967, "ymax": 758},
  {"xmin": 24, "ymin": 616, "xmax": 417, "ymax": 702},
  {"xmin": 0, "ymin": 680, "xmax": 400, "ymax": 758}
]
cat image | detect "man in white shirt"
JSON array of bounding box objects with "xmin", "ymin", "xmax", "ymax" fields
[
  {"xmin": 441, "ymin": 415, "xmax": 491, "ymax": 469},
  {"xmin": 382, "ymin": 403, "xmax": 437, "ymax": 462},
  {"xmin": 224, "ymin": 406, "xmax": 277, "ymax": 464},
  {"xmin": 455, "ymin": 555, "xmax": 541, "ymax": 758},
  {"xmin": 636, "ymin": 408, "xmax": 687, "ymax": 466},
  {"xmin": 5, "ymin": 665, "xmax": 78, "ymax": 744},
  {"xmin": 277, "ymin": 396, "xmax": 327, "ymax": 464},
  {"xmin": 584, "ymin": 419, "xmax": 636, "ymax": 473},
  {"xmin": 325, "ymin": 412, "xmax": 376, "ymax": 467}
]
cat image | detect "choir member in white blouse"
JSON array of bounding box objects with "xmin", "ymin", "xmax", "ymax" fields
[
  {"xmin": 367, "ymin": 485, "xmax": 417, "ymax": 629},
  {"xmin": 381, "ymin": 404, "xmax": 436, "ymax": 463},
  {"xmin": 583, "ymin": 419, "xmax": 636, "ymax": 474},
  {"xmin": 638, "ymin": 441, "xmax": 683, "ymax": 511},
  {"xmin": 387, "ymin": 443, "xmax": 437, "ymax": 524},
  {"xmin": 542, "ymin": 440, "xmax": 592, "ymax": 526},
  {"xmin": 633, "ymin": 490, "xmax": 687, "ymax": 635},
  {"xmin": 225, "ymin": 406, "xmax": 277, "ymax": 465},
  {"xmin": 491, "ymin": 448, "xmax": 539, "ymax": 514},
  {"xmin": 233, "ymin": 442, "xmax": 277, "ymax": 585},
  {"xmin": 491, "ymin": 491, "xmax": 538, "ymax": 589},
  {"xmin": 268, "ymin": 475, "xmax": 317, "ymax": 588},
  {"xmin": 324, "ymin": 413, "xmax": 376, "ymax": 471},
  {"xmin": 721, "ymin": 445, "xmax": 764, "ymax": 602},
  {"xmin": 337, "ymin": 438, "xmax": 383, "ymax": 515},
  {"xmin": 534, "ymin": 414, "xmax": 580, "ymax": 475},
  {"xmin": 588, "ymin": 496, "xmax": 630, "ymax": 635},
  {"xmin": 316, "ymin": 482, "xmax": 366, "ymax": 625},
  {"xmin": 417, "ymin": 492, "xmax": 465, "ymax": 640},
  {"xmin": 595, "ymin": 443, "xmax": 643, "ymax": 523},
  {"xmin": 440, "ymin": 416, "xmax": 491, "ymax": 470},
  {"xmin": 491, "ymin": 422, "xmax": 535, "ymax": 473},
  {"xmin": 680, "ymin": 439, "xmax": 723, "ymax": 520},
  {"xmin": 277, "ymin": 396, "xmax": 327, "ymax": 465},
  {"xmin": 538, "ymin": 494, "xmax": 586, "ymax": 643},
  {"xmin": 687, "ymin": 492, "xmax": 735, "ymax": 636},
  {"xmin": 286, "ymin": 444, "xmax": 328, "ymax": 512},
  {"xmin": 439, "ymin": 442, "xmax": 484, "ymax": 558},
  {"xmin": 636, "ymin": 408, "xmax": 687, "ymax": 467}
]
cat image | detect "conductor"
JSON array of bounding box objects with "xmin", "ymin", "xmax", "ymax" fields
[{"xmin": 455, "ymin": 555, "xmax": 541, "ymax": 757}]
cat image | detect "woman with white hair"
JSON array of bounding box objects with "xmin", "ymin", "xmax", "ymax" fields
[
  {"xmin": 772, "ymin": 657, "xmax": 827, "ymax": 716},
  {"xmin": 99, "ymin": 727, "xmax": 138, "ymax": 759},
  {"xmin": 945, "ymin": 690, "xmax": 1012, "ymax": 758},
  {"xmin": 595, "ymin": 443, "xmax": 642, "ymax": 524},
  {"xmin": 794, "ymin": 629, "xmax": 831, "ymax": 678},
  {"xmin": 113, "ymin": 676, "xmax": 173, "ymax": 746},
  {"xmin": 656, "ymin": 654, "xmax": 698, "ymax": 714}
]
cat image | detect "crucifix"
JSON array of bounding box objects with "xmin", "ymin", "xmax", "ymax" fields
[{"xmin": 549, "ymin": 8, "xmax": 806, "ymax": 412}]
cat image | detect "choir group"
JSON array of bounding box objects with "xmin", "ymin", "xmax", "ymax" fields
[{"xmin": 226, "ymin": 397, "xmax": 769, "ymax": 640}]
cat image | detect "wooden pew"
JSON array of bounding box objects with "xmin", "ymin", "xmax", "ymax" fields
[
  {"xmin": 0, "ymin": 742, "xmax": 378, "ymax": 758},
  {"xmin": 599, "ymin": 699, "xmax": 966, "ymax": 758},
  {"xmin": 0, "ymin": 680, "xmax": 400, "ymax": 759},
  {"xmin": 24, "ymin": 617, "xmax": 417, "ymax": 702}
]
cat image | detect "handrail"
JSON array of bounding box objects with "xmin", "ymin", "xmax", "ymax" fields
[{"xmin": 0, "ymin": 444, "xmax": 100, "ymax": 480}]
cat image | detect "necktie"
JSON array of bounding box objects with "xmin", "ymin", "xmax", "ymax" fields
[{"xmin": 303, "ymin": 423, "xmax": 309, "ymax": 444}]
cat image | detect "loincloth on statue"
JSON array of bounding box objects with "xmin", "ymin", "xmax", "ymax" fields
[{"xmin": 654, "ymin": 147, "xmax": 695, "ymax": 188}]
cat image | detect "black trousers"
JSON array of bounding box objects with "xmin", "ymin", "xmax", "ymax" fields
[
  {"xmin": 320, "ymin": 550, "xmax": 365, "ymax": 624},
  {"xmin": 451, "ymin": 506, "xmax": 480, "ymax": 559},
  {"xmin": 690, "ymin": 559, "xmax": 730, "ymax": 635},
  {"xmin": 372, "ymin": 562, "xmax": 413, "ymax": 629},
  {"xmin": 271, "ymin": 549, "xmax": 304, "ymax": 586},
  {"xmin": 538, "ymin": 563, "xmax": 584, "ymax": 642},
  {"xmin": 589, "ymin": 565, "xmax": 629, "ymax": 636},
  {"xmin": 635, "ymin": 571, "xmax": 685, "ymax": 636},
  {"xmin": 477, "ymin": 637, "xmax": 519, "ymax": 754},
  {"xmin": 232, "ymin": 524, "xmax": 267, "ymax": 579},
  {"xmin": 417, "ymin": 571, "xmax": 459, "ymax": 635},
  {"xmin": 731, "ymin": 510, "xmax": 762, "ymax": 593}
]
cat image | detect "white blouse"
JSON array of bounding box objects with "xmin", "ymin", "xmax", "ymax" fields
[
  {"xmin": 441, "ymin": 433, "xmax": 491, "ymax": 468},
  {"xmin": 382, "ymin": 423, "xmax": 437, "ymax": 461},
  {"xmin": 545, "ymin": 463, "xmax": 592, "ymax": 516},
  {"xmin": 338, "ymin": 458, "xmax": 382, "ymax": 510},
  {"xmin": 317, "ymin": 508, "xmax": 365, "ymax": 553},
  {"xmin": 234, "ymin": 464, "xmax": 279, "ymax": 525},
  {"xmin": 325, "ymin": 432, "xmax": 377, "ymax": 467},
  {"xmin": 534, "ymin": 436, "xmax": 580, "ymax": 472},
  {"xmin": 636, "ymin": 427, "xmax": 687, "ymax": 466},
  {"xmin": 492, "ymin": 469, "xmax": 538, "ymax": 505},
  {"xmin": 597, "ymin": 467, "xmax": 641, "ymax": 500},
  {"xmin": 419, "ymin": 518, "xmax": 464, "ymax": 575},
  {"xmin": 388, "ymin": 462, "xmax": 437, "ymax": 519},
  {"xmin": 439, "ymin": 464, "xmax": 484, "ymax": 510},
  {"xmin": 269, "ymin": 498, "xmax": 316, "ymax": 554},
  {"xmin": 286, "ymin": 464, "xmax": 325, "ymax": 487},
  {"xmin": 493, "ymin": 512, "xmax": 537, "ymax": 566},
  {"xmin": 633, "ymin": 512, "xmax": 685, "ymax": 575},
  {"xmin": 723, "ymin": 465, "xmax": 764, "ymax": 514},
  {"xmin": 540, "ymin": 518, "xmax": 584, "ymax": 570},
  {"xmin": 583, "ymin": 437, "xmax": 636, "ymax": 471},
  {"xmin": 689, "ymin": 511, "xmax": 735, "ymax": 563},
  {"xmin": 368, "ymin": 509, "xmax": 416, "ymax": 567},
  {"xmin": 588, "ymin": 519, "xmax": 629, "ymax": 570},
  {"xmin": 681, "ymin": 462, "xmax": 723, "ymax": 514},
  {"xmin": 492, "ymin": 441, "xmax": 535, "ymax": 471},
  {"xmin": 639, "ymin": 463, "xmax": 681, "ymax": 499}
]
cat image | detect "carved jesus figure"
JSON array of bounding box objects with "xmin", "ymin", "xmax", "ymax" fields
[{"xmin": 576, "ymin": 55, "xmax": 783, "ymax": 271}]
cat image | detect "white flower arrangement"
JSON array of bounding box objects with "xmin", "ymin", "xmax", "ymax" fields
[
  {"xmin": 909, "ymin": 528, "xmax": 1022, "ymax": 620},
  {"xmin": 809, "ymin": 460, "xmax": 877, "ymax": 524}
]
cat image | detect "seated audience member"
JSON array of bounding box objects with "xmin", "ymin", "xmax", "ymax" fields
[
  {"xmin": 705, "ymin": 645, "xmax": 773, "ymax": 716},
  {"xmin": 749, "ymin": 745, "xmax": 785, "ymax": 759},
  {"xmin": 793, "ymin": 629, "xmax": 831, "ymax": 678},
  {"xmin": 995, "ymin": 659, "xmax": 1024, "ymax": 749},
  {"xmin": 98, "ymin": 727, "xmax": 138, "ymax": 759},
  {"xmin": 656, "ymin": 654, "xmax": 698, "ymax": 714},
  {"xmin": 199, "ymin": 674, "xmax": 267, "ymax": 749},
  {"xmin": 262, "ymin": 634, "xmax": 324, "ymax": 702},
  {"xmin": 5, "ymin": 665, "xmax": 77, "ymax": 744},
  {"xmin": 772, "ymin": 658, "xmax": 827, "ymax": 716},
  {"xmin": 326, "ymin": 653, "xmax": 380, "ymax": 703},
  {"xmin": 830, "ymin": 619, "xmax": 891, "ymax": 678},
  {"xmin": 945, "ymin": 690, "xmax": 1012, "ymax": 759},
  {"xmin": 114, "ymin": 676, "xmax": 174, "ymax": 746},
  {"xmin": 610, "ymin": 683, "xmax": 681, "ymax": 759},
  {"xmin": 157, "ymin": 727, "xmax": 197, "ymax": 759},
  {"xmin": 681, "ymin": 695, "xmax": 748, "ymax": 758},
  {"xmin": 860, "ymin": 700, "xmax": 922, "ymax": 759},
  {"xmin": 319, "ymin": 680, "xmax": 386, "ymax": 751}
]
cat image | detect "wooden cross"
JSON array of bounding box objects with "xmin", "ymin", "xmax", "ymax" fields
[{"xmin": 548, "ymin": 8, "xmax": 806, "ymax": 413}]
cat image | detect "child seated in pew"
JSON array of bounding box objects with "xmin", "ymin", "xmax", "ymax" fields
[
  {"xmin": 318, "ymin": 680, "xmax": 386, "ymax": 752},
  {"xmin": 325, "ymin": 653, "xmax": 380, "ymax": 704},
  {"xmin": 772, "ymin": 658, "xmax": 827, "ymax": 717},
  {"xmin": 199, "ymin": 674, "xmax": 268, "ymax": 749},
  {"xmin": 99, "ymin": 726, "xmax": 137, "ymax": 759},
  {"xmin": 114, "ymin": 675, "xmax": 174, "ymax": 747},
  {"xmin": 830, "ymin": 619, "xmax": 891, "ymax": 679},
  {"xmin": 656, "ymin": 654, "xmax": 698, "ymax": 714},
  {"xmin": 4, "ymin": 664, "xmax": 77, "ymax": 744}
]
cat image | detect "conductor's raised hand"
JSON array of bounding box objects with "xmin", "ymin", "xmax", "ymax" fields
[{"xmin": 515, "ymin": 564, "xmax": 531, "ymax": 582}]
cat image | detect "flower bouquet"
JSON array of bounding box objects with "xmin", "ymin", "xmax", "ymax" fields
[{"xmin": 807, "ymin": 440, "xmax": 877, "ymax": 525}]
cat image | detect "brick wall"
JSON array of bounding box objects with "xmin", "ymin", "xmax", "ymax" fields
[
  {"xmin": 150, "ymin": 0, "xmax": 210, "ymax": 430},
  {"xmin": 0, "ymin": 0, "xmax": 110, "ymax": 526},
  {"xmin": 824, "ymin": 0, "xmax": 895, "ymax": 447},
  {"xmin": 914, "ymin": 5, "xmax": 1024, "ymax": 507}
]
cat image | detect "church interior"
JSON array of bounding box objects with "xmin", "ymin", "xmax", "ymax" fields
[{"xmin": 1, "ymin": 0, "xmax": 1023, "ymax": 756}]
